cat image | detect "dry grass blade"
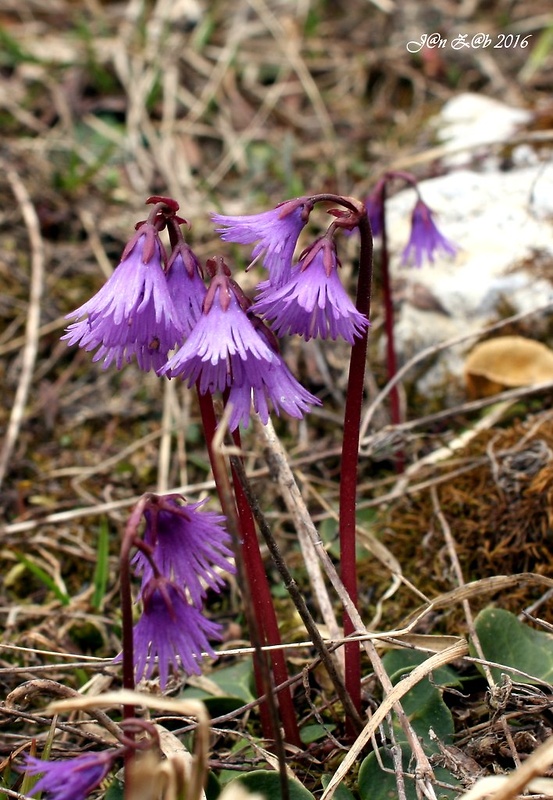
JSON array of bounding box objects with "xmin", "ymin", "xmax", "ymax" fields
[
  {"xmin": 258, "ymin": 420, "xmax": 439, "ymax": 797},
  {"xmin": 5, "ymin": 678, "xmax": 123, "ymax": 742},
  {"xmin": 258, "ymin": 417, "xmax": 342, "ymax": 645},
  {"xmin": 321, "ymin": 639, "xmax": 469, "ymax": 800},
  {"xmin": 245, "ymin": 0, "xmax": 339, "ymax": 177},
  {"xmin": 401, "ymin": 574, "xmax": 553, "ymax": 630},
  {"xmin": 0, "ymin": 480, "xmax": 218, "ymax": 536},
  {"xmin": 431, "ymin": 486, "xmax": 495, "ymax": 687},
  {"xmin": 458, "ymin": 735, "xmax": 553, "ymax": 800},
  {"xmin": 0, "ymin": 166, "xmax": 44, "ymax": 489}
]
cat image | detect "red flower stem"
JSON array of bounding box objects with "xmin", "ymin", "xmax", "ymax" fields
[
  {"xmin": 196, "ymin": 389, "xmax": 300, "ymax": 747},
  {"xmin": 195, "ymin": 390, "xmax": 272, "ymax": 738},
  {"xmin": 380, "ymin": 182, "xmax": 401, "ymax": 428},
  {"xmin": 119, "ymin": 494, "xmax": 149, "ymax": 799},
  {"xmin": 297, "ymin": 191, "xmax": 374, "ymax": 732},
  {"xmin": 230, "ymin": 428, "xmax": 301, "ymax": 748},
  {"xmin": 380, "ymin": 182, "xmax": 405, "ymax": 471},
  {"xmin": 339, "ymin": 206, "xmax": 373, "ymax": 730}
]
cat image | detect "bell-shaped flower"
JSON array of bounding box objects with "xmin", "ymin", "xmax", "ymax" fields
[
  {"xmin": 253, "ymin": 237, "xmax": 369, "ymax": 344},
  {"xmin": 364, "ymin": 181, "xmax": 385, "ymax": 238},
  {"xmin": 133, "ymin": 577, "xmax": 221, "ymax": 689},
  {"xmin": 225, "ymin": 316, "xmax": 322, "ymax": 429},
  {"xmin": 160, "ymin": 261, "xmax": 321, "ymax": 429},
  {"xmin": 402, "ymin": 199, "xmax": 457, "ymax": 267},
  {"xmin": 62, "ymin": 222, "xmax": 183, "ymax": 371},
  {"xmin": 19, "ymin": 750, "xmax": 118, "ymax": 800},
  {"xmin": 165, "ymin": 240, "xmax": 207, "ymax": 338},
  {"xmin": 212, "ymin": 197, "xmax": 312, "ymax": 287},
  {"xmin": 132, "ymin": 494, "xmax": 234, "ymax": 606}
]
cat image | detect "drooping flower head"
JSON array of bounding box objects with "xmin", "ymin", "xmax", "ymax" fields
[
  {"xmin": 253, "ymin": 236, "xmax": 369, "ymax": 344},
  {"xmin": 19, "ymin": 750, "xmax": 118, "ymax": 800},
  {"xmin": 211, "ymin": 196, "xmax": 312, "ymax": 287},
  {"xmin": 165, "ymin": 224, "xmax": 207, "ymax": 339},
  {"xmin": 160, "ymin": 257, "xmax": 321, "ymax": 429},
  {"xmin": 62, "ymin": 200, "xmax": 184, "ymax": 371},
  {"xmin": 161, "ymin": 257, "xmax": 272, "ymax": 394},
  {"xmin": 132, "ymin": 494, "xmax": 235, "ymax": 606},
  {"xmin": 133, "ymin": 577, "xmax": 222, "ymax": 689},
  {"xmin": 402, "ymin": 199, "xmax": 457, "ymax": 268},
  {"xmin": 227, "ymin": 313, "xmax": 322, "ymax": 429}
]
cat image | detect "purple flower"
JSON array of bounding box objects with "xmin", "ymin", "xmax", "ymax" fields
[
  {"xmin": 132, "ymin": 495, "xmax": 235, "ymax": 606},
  {"xmin": 133, "ymin": 578, "xmax": 222, "ymax": 688},
  {"xmin": 161, "ymin": 280, "xmax": 274, "ymax": 393},
  {"xmin": 160, "ymin": 267, "xmax": 320, "ymax": 429},
  {"xmin": 226, "ymin": 325, "xmax": 322, "ymax": 429},
  {"xmin": 253, "ymin": 238, "xmax": 369, "ymax": 344},
  {"xmin": 62, "ymin": 223, "xmax": 184, "ymax": 371},
  {"xmin": 19, "ymin": 750, "xmax": 117, "ymax": 800},
  {"xmin": 402, "ymin": 199, "xmax": 457, "ymax": 267},
  {"xmin": 212, "ymin": 197, "xmax": 311, "ymax": 287},
  {"xmin": 166, "ymin": 242, "xmax": 207, "ymax": 338}
]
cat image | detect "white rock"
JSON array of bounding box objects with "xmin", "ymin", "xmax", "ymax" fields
[
  {"xmin": 432, "ymin": 92, "xmax": 532, "ymax": 168},
  {"xmin": 383, "ymin": 164, "xmax": 553, "ymax": 396}
]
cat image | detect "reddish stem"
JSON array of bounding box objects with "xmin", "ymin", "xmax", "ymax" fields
[
  {"xmin": 197, "ymin": 389, "xmax": 300, "ymax": 747},
  {"xmin": 119, "ymin": 494, "xmax": 150, "ymax": 799},
  {"xmin": 379, "ymin": 184, "xmax": 401, "ymax": 429},
  {"xmin": 339, "ymin": 209, "xmax": 373, "ymax": 733},
  {"xmin": 196, "ymin": 390, "xmax": 272, "ymax": 738},
  {"xmin": 231, "ymin": 429, "xmax": 301, "ymax": 747},
  {"xmin": 380, "ymin": 182, "xmax": 405, "ymax": 471}
]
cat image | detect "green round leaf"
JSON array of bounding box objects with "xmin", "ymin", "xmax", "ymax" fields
[
  {"xmin": 179, "ymin": 660, "xmax": 256, "ymax": 714},
  {"xmin": 321, "ymin": 773, "xmax": 356, "ymax": 800},
  {"xmin": 473, "ymin": 607, "xmax": 553, "ymax": 684},
  {"xmin": 358, "ymin": 747, "xmax": 459, "ymax": 800},
  {"xmin": 300, "ymin": 723, "xmax": 336, "ymax": 744},
  {"xmin": 226, "ymin": 770, "xmax": 315, "ymax": 800},
  {"xmin": 382, "ymin": 649, "xmax": 461, "ymax": 688},
  {"xmin": 381, "ymin": 649, "xmax": 456, "ymax": 750}
]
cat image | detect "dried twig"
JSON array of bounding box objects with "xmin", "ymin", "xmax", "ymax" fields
[
  {"xmin": 458, "ymin": 734, "xmax": 553, "ymax": 800},
  {"xmin": 259, "ymin": 417, "xmax": 441, "ymax": 799},
  {"xmin": 258, "ymin": 417, "xmax": 342, "ymax": 644},
  {"xmin": 321, "ymin": 641, "xmax": 469, "ymax": 800},
  {"xmin": 430, "ymin": 486, "xmax": 495, "ymax": 688},
  {"xmin": 0, "ymin": 166, "xmax": 45, "ymax": 489}
]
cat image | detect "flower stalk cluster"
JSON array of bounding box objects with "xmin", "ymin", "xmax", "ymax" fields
[
  {"xmin": 35, "ymin": 184, "xmax": 455, "ymax": 800},
  {"xmin": 60, "ymin": 192, "xmax": 373, "ymax": 737},
  {"xmin": 18, "ymin": 181, "xmax": 459, "ymax": 799},
  {"xmin": 63, "ymin": 194, "xmax": 370, "ymax": 433}
]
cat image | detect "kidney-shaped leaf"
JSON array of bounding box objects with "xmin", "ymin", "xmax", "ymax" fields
[
  {"xmin": 473, "ymin": 607, "xmax": 553, "ymax": 684},
  {"xmin": 358, "ymin": 746, "xmax": 459, "ymax": 800},
  {"xmin": 381, "ymin": 649, "xmax": 456, "ymax": 751},
  {"xmin": 223, "ymin": 770, "xmax": 315, "ymax": 800}
]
